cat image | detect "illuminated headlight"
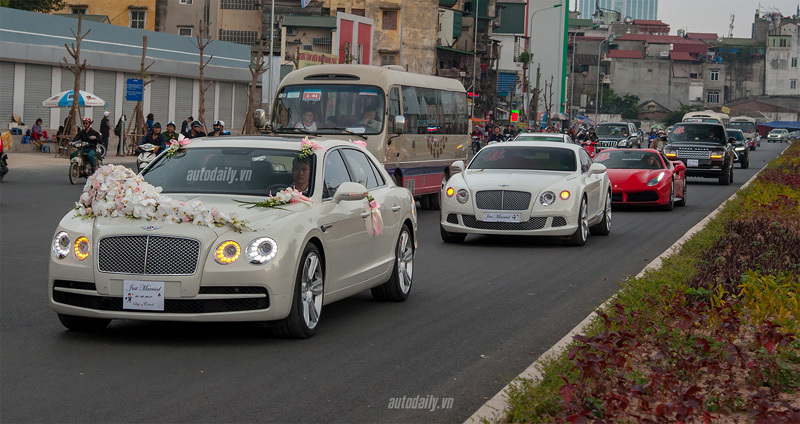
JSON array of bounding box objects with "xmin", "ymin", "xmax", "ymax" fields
[
  {"xmin": 52, "ymin": 231, "xmax": 70, "ymax": 260},
  {"xmin": 540, "ymin": 191, "xmax": 556, "ymax": 206},
  {"xmin": 456, "ymin": 189, "xmax": 469, "ymax": 204},
  {"xmin": 710, "ymin": 150, "xmax": 725, "ymax": 159},
  {"xmin": 560, "ymin": 190, "xmax": 571, "ymax": 201},
  {"xmin": 445, "ymin": 187, "xmax": 455, "ymax": 197},
  {"xmin": 618, "ymin": 140, "xmax": 628, "ymax": 147},
  {"xmin": 664, "ymin": 148, "xmax": 677, "ymax": 158},
  {"xmin": 73, "ymin": 236, "xmax": 90, "ymax": 260},
  {"xmin": 734, "ymin": 146, "xmax": 745, "ymax": 152},
  {"xmin": 245, "ymin": 237, "xmax": 277, "ymax": 265},
  {"xmin": 647, "ymin": 172, "xmax": 666, "ymax": 187},
  {"xmin": 215, "ymin": 241, "xmax": 241, "ymax": 264}
]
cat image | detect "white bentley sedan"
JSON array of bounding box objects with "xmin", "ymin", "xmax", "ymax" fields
[
  {"xmin": 49, "ymin": 137, "xmax": 417, "ymax": 338},
  {"xmin": 440, "ymin": 141, "xmax": 611, "ymax": 245}
]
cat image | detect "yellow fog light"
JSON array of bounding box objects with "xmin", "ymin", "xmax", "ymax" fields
[
  {"xmin": 215, "ymin": 241, "xmax": 241, "ymax": 264},
  {"xmin": 560, "ymin": 190, "xmax": 571, "ymax": 201},
  {"xmin": 446, "ymin": 187, "xmax": 455, "ymax": 197},
  {"xmin": 710, "ymin": 154, "xmax": 723, "ymax": 159},
  {"xmin": 73, "ymin": 237, "xmax": 90, "ymax": 260}
]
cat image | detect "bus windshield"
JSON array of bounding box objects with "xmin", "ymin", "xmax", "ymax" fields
[
  {"xmin": 729, "ymin": 122, "xmax": 757, "ymax": 133},
  {"xmin": 272, "ymin": 84, "xmax": 386, "ymax": 135}
]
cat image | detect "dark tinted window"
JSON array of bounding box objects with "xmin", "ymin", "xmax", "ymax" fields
[
  {"xmin": 322, "ymin": 150, "xmax": 351, "ymax": 198},
  {"xmin": 594, "ymin": 150, "xmax": 663, "ymax": 170},
  {"xmin": 668, "ymin": 124, "xmax": 726, "ymax": 144},
  {"xmin": 470, "ymin": 146, "xmax": 576, "ymax": 172},
  {"xmin": 341, "ymin": 148, "xmax": 382, "ymax": 189}
]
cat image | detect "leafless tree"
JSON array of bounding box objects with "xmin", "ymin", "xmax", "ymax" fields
[
  {"xmin": 530, "ymin": 63, "xmax": 541, "ymax": 127},
  {"xmin": 58, "ymin": 13, "xmax": 89, "ymax": 157},
  {"xmin": 125, "ymin": 36, "xmax": 158, "ymax": 154},
  {"xmin": 544, "ymin": 75, "xmax": 555, "ymax": 127},
  {"xmin": 243, "ymin": 39, "xmax": 268, "ymax": 134},
  {"xmin": 191, "ymin": 20, "xmax": 213, "ymax": 132}
]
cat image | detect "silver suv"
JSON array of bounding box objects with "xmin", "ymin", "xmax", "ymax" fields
[{"xmin": 767, "ymin": 128, "xmax": 789, "ymax": 143}]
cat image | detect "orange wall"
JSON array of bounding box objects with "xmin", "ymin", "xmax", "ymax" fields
[{"xmin": 57, "ymin": 0, "xmax": 157, "ymax": 31}]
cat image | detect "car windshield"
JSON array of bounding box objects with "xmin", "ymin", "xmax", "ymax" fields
[
  {"xmin": 728, "ymin": 131, "xmax": 744, "ymax": 141},
  {"xmin": 668, "ymin": 124, "xmax": 726, "ymax": 145},
  {"xmin": 469, "ymin": 146, "xmax": 576, "ymax": 171},
  {"xmin": 143, "ymin": 147, "xmax": 315, "ymax": 196},
  {"xmin": 729, "ymin": 122, "xmax": 756, "ymax": 132},
  {"xmin": 596, "ymin": 124, "xmax": 628, "ymax": 136},
  {"xmin": 515, "ymin": 135, "xmax": 564, "ymax": 142},
  {"xmin": 593, "ymin": 150, "xmax": 663, "ymax": 170},
  {"xmin": 272, "ymin": 84, "xmax": 386, "ymax": 135},
  {"xmin": 769, "ymin": 129, "xmax": 785, "ymax": 134}
]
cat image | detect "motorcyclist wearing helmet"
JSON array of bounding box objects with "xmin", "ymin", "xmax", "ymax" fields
[
  {"xmin": 208, "ymin": 120, "xmax": 231, "ymax": 136},
  {"xmin": 71, "ymin": 117, "xmax": 101, "ymax": 169},
  {"xmin": 137, "ymin": 121, "xmax": 166, "ymax": 153},
  {"xmin": 163, "ymin": 121, "xmax": 184, "ymax": 145},
  {"xmin": 187, "ymin": 120, "xmax": 206, "ymax": 139}
]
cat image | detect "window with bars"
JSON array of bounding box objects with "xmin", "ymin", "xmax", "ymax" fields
[
  {"xmin": 130, "ymin": 10, "xmax": 146, "ymax": 29},
  {"xmin": 352, "ymin": 8, "xmax": 365, "ymax": 16},
  {"xmin": 178, "ymin": 26, "xmax": 193, "ymax": 36},
  {"xmin": 382, "ymin": 10, "xmax": 398, "ymax": 30},
  {"xmin": 221, "ymin": 0, "xmax": 260, "ymax": 10},
  {"xmin": 791, "ymin": 80, "xmax": 797, "ymax": 90},
  {"xmin": 381, "ymin": 54, "xmax": 397, "ymax": 66},
  {"xmin": 219, "ymin": 29, "xmax": 259, "ymax": 45},
  {"xmin": 706, "ymin": 90, "xmax": 720, "ymax": 103},
  {"xmin": 710, "ymin": 69, "xmax": 719, "ymax": 81}
]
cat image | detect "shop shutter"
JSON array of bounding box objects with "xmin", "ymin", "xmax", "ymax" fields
[
  {"xmin": 233, "ymin": 83, "xmax": 249, "ymax": 134},
  {"xmin": 0, "ymin": 62, "xmax": 15, "ymax": 127},
  {"xmin": 148, "ymin": 76, "xmax": 169, "ymax": 124},
  {"xmin": 24, "ymin": 64, "xmax": 52, "ymax": 127},
  {"xmin": 218, "ymin": 82, "xmax": 233, "ymax": 129},
  {"xmin": 204, "ymin": 81, "xmax": 215, "ymax": 122},
  {"xmin": 175, "ymin": 78, "xmax": 193, "ymax": 124},
  {"xmin": 92, "ymin": 70, "xmax": 116, "ymax": 123}
]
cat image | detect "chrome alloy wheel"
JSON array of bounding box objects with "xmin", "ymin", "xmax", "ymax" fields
[
  {"xmin": 396, "ymin": 230, "xmax": 414, "ymax": 294},
  {"xmin": 300, "ymin": 252, "xmax": 324, "ymax": 330},
  {"xmin": 602, "ymin": 194, "xmax": 611, "ymax": 232}
]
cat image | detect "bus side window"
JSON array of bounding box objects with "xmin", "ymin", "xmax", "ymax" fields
[{"xmin": 389, "ymin": 87, "xmax": 401, "ymax": 118}]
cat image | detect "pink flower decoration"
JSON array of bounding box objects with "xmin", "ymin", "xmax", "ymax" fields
[{"xmin": 352, "ymin": 140, "xmax": 368, "ymax": 149}]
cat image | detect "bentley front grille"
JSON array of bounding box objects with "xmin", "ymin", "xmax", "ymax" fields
[
  {"xmin": 475, "ymin": 190, "xmax": 532, "ymax": 211},
  {"xmin": 98, "ymin": 236, "xmax": 201, "ymax": 275}
]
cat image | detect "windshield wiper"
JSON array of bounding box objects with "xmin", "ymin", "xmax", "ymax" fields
[{"xmin": 329, "ymin": 127, "xmax": 367, "ymax": 140}]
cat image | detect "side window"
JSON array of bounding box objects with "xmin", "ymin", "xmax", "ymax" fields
[
  {"xmin": 388, "ymin": 87, "xmax": 401, "ymax": 118},
  {"xmin": 579, "ymin": 149, "xmax": 591, "ymax": 173},
  {"xmin": 322, "ymin": 150, "xmax": 351, "ymax": 199},
  {"xmin": 341, "ymin": 148, "xmax": 382, "ymax": 189}
]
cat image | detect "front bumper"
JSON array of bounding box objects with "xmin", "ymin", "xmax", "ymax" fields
[
  {"xmin": 611, "ymin": 186, "xmax": 669, "ymax": 205},
  {"xmin": 440, "ymin": 212, "xmax": 577, "ymax": 237}
]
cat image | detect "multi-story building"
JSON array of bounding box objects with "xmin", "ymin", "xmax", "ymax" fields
[
  {"xmin": 157, "ymin": 0, "xmax": 264, "ymax": 44},
  {"xmin": 576, "ymin": 0, "xmax": 658, "ymax": 20},
  {"xmin": 55, "ymin": 0, "xmax": 157, "ymax": 31},
  {"xmin": 765, "ymin": 21, "xmax": 800, "ymax": 96}
]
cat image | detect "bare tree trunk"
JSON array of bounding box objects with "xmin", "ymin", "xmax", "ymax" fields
[
  {"xmin": 193, "ymin": 20, "xmax": 213, "ymax": 132},
  {"xmin": 530, "ymin": 63, "xmax": 541, "ymax": 128},
  {"xmin": 124, "ymin": 36, "xmax": 158, "ymax": 155},
  {"xmin": 545, "ymin": 75, "xmax": 555, "ymax": 128},
  {"xmin": 243, "ymin": 39, "xmax": 268, "ymax": 134},
  {"xmin": 59, "ymin": 13, "xmax": 90, "ymax": 157}
]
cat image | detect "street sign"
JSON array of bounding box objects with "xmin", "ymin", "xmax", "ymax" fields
[
  {"xmin": 126, "ymin": 79, "xmax": 143, "ymax": 102},
  {"xmin": 721, "ymin": 106, "xmax": 731, "ymax": 114},
  {"xmin": 510, "ymin": 110, "xmax": 520, "ymax": 123}
]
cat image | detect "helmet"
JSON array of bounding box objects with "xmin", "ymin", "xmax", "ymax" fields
[
  {"xmin": 153, "ymin": 122, "xmax": 162, "ymax": 129},
  {"xmin": 167, "ymin": 121, "xmax": 176, "ymax": 128},
  {"xmin": 214, "ymin": 120, "xmax": 224, "ymax": 127},
  {"xmin": 103, "ymin": 111, "xmax": 109, "ymax": 117},
  {"xmin": 191, "ymin": 120, "xmax": 203, "ymax": 128},
  {"xmin": 82, "ymin": 117, "xmax": 92, "ymax": 124}
]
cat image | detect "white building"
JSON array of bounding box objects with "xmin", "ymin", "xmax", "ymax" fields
[{"xmin": 765, "ymin": 21, "xmax": 800, "ymax": 96}]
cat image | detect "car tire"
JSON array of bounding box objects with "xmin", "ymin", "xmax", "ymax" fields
[
  {"xmin": 662, "ymin": 180, "xmax": 675, "ymax": 211},
  {"xmin": 69, "ymin": 162, "xmax": 80, "ymax": 185},
  {"xmin": 675, "ymin": 179, "xmax": 687, "ymax": 207},
  {"xmin": 719, "ymin": 165, "xmax": 732, "ymax": 185},
  {"xmin": 590, "ymin": 191, "xmax": 612, "ymax": 235},
  {"xmin": 372, "ymin": 224, "xmax": 414, "ymax": 302},
  {"xmin": 57, "ymin": 314, "xmax": 111, "ymax": 331},
  {"xmin": 568, "ymin": 197, "xmax": 589, "ymax": 246},
  {"xmin": 276, "ymin": 243, "xmax": 324, "ymax": 339},
  {"xmin": 440, "ymin": 224, "xmax": 466, "ymax": 243},
  {"xmin": 741, "ymin": 155, "xmax": 749, "ymax": 169}
]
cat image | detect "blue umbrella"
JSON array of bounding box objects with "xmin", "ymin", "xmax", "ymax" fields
[{"xmin": 42, "ymin": 90, "xmax": 108, "ymax": 107}]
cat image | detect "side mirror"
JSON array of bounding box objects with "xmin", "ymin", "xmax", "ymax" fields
[
  {"xmin": 451, "ymin": 160, "xmax": 465, "ymax": 174},
  {"xmin": 253, "ymin": 109, "xmax": 267, "ymax": 128},
  {"xmin": 588, "ymin": 163, "xmax": 607, "ymax": 175},
  {"xmin": 333, "ymin": 182, "xmax": 368, "ymax": 203},
  {"xmin": 392, "ymin": 115, "xmax": 406, "ymax": 134},
  {"xmin": 672, "ymin": 162, "xmax": 686, "ymax": 172}
]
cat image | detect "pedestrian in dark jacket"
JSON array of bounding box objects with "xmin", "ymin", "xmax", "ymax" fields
[
  {"xmin": 181, "ymin": 116, "xmax": 194, "ymax": 136},
  {"xmin": 71, "ymin": 117, "xmax": 101, "ymax": 168},
  {"xmin": 137, "ymin": 122, "xmax": 166, "ymax": 153},
  {"xmin": 99, "ymin": 111, "xmax": 110, "ymax": 151}
]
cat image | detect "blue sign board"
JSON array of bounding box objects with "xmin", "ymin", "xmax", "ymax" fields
[{"xmin": 126, "ymin": 79, "xmax": 144, "ymax": 102}]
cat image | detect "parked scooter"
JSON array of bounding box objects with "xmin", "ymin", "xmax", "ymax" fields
[
  {"xmin": 0, "ymin": 141, "xmax": 8, "ymax": 182},
  {"xmin": 136, "ymin": 143, "xmax": 158, "ymax": 173},
  {"xmin": 68, "ymin": 141, "xmax": 103, "ymax": 185}
]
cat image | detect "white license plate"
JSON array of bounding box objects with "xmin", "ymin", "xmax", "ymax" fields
[
  {"xmin": 482, "ymin": 212, "xmax": 521, "ymax": 223},
  {"xmin": 123, "ymin": 280, "xmax": 165, "ymax": 311},
  {"xmin": 687, "ymin": 159, "xmax": 699, "ymax": 167}
]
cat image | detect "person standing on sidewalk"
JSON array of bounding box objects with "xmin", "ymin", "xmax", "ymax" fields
[
  {"xmin": 181, "ymin": 116, "xmax": 194, "ymax": 137},
  {"xmin": 100, "ymin": 111, "xmax": 110, "ymax": 152},
  {"xmin": 115, "ymin": 114, "xmax": 127, "ymax": 156}
]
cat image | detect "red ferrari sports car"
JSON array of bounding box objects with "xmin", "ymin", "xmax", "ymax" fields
[{"xmin": 593, "ymin": 149, "xmax": 687, "ymax": 210}]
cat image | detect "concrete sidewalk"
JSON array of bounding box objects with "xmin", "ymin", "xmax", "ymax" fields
[{"xmin": 5, "ymin": 151, "xmax": 137, "ymax": 169}]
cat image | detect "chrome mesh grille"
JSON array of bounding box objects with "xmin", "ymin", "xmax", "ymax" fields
[
  {"xmin": 98, "ymin": 236, "xmax": 201, "ymax": 275},
  {"xmin": 475, "ymin": 190, "xmax": 532, "ymax": 210},
  {"xmin": 462, "ymin": 215, "xmax": 547, "ymax": 231},
  {"xmin": 677, "ymin": 149, "xmax": 711, "ymax": 159}
]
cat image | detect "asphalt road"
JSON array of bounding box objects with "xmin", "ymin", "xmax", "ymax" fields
[{"xmin": 0, "ymin": 142, "xmax": 784, "ymax": 423}]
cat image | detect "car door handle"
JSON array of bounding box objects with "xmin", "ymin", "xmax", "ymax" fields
[
  {"xmin": 392, "ymin": 205, "xmax": 401, "ymax": 212},
  {"xmin": 361, "ymin": 212, "xmax": 370, "ymax": 219},
  {"xmin": 320, "ymin": 224, "xmax": 333, "ymax": 232}
]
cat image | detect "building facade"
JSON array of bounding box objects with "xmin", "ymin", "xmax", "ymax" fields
[
  {"xmin": 55, "ymin": 0, "xmax": 158, "ymax": 31},
  {"xmin": 765, "ymin": 22, "xmax": 800, "ymax": 96},
  {"xmin": 576, "ymin": 0, "xmax": 658, "ymax": 20}
]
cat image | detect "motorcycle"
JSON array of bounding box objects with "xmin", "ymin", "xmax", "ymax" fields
[
  {"xmin": 0, "ymin": 142, "xmax": 8, "ymax": 182},
  {"xmin": 581, "ymin": 140, "xmax": 598, "ymax": 158},
  {"xmin": 136, "ymin": 143, "xmax": 158, "ymax": 173},
  {"xmin": 471, "ymin": 136, "xmax": 483, "ymax": 153},
  {"xmin": 68, "ymin": 141, "xmax": 103, "ymax": 185}
]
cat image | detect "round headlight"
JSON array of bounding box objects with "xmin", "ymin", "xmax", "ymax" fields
[
  {"xmin": 540, "ymin": 191, "xmax": 556, "ymax": 206},
  {"xmin": 446, "ymin": 187, "xmax": 455, "ymax": 197},
  {"xmin": 215, "ymin": 241, "xmax": 241, "ymax": 264},
  {"xmin": 74, "ymin": 236, "xmax": 90, "ymax": 260},
  {"xmin": 560, "ymin": 190, "xmax": 571, "ymax": 201},
  {"xmin": 245, "ymin": 237, "xmax": 278, "ymax": 265},
  {"xmin": 53, "ymin": 231, "xmax": 70, "ymax": 260},
  {"xmin": 456, "ymin": 189, "xmax": 469, "ymax": 204}
]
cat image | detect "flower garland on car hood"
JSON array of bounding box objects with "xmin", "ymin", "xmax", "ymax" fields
[
  {"xmin": 236, "ymin": 187, "xmax": 312, "ymax": 209},
  {"xmin": 74, "ymin": 164, "xmax": 249, "ymax": 232}
]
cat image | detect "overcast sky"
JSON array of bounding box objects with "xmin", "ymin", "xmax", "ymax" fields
[{"xmin": 655, "ymin": 1, "xmax": 799, "ymax": 38}]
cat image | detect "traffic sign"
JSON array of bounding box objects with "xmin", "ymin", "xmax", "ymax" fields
[{"xmin": 126, "ymin": 79, "xmax": 143, "ymax": 102}]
